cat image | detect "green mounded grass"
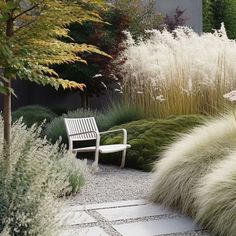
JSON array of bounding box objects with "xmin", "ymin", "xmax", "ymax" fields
[
  {"xmin": 150, "ymin": 113, "xmax": 236, "ymax": 219},
  {"xmin": 101, "ymin": 115, "xmax": 205, "ymax": 171},
  {"xmin": 12, "ymin": 105, "xmax": 57, "ymax": 127}
]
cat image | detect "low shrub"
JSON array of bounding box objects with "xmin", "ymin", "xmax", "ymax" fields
[
  {"xmin": 150, "ymin": 113, "xmax": 236, "ymax": 220},
  {"xmin": 0, "ymin": 118, "xmax": 86, "ymax": 235},
  {"xmin": 101, "ymin": 115, "xmax": 205, "ymax": 171},
  {"xmin": 57, "ymin": 157, "xmax": 87, "ymax": 195},
  {"xmin": 12, "ymin": 105, "xmax": 57, "ymax": 127}
]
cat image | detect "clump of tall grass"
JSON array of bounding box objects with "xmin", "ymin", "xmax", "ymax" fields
[
  {"xmin": 0, "ymin": 118, "xmax": 87, "ymax": 235},
  {"xmin": 195, "ymin": 152, "xmax": 236, "ymax": 236},
  {"xmin": 150, "ymin": 113, "xmax": 236, "ymax": 216},
  {"xmin": 117, "ymin": 25, "xmax": 236, "ymax": 117}
]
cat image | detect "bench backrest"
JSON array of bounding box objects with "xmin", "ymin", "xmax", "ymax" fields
[{"xmin": 64, "ymin": 117, "xmax": 99, "ymax": 142}]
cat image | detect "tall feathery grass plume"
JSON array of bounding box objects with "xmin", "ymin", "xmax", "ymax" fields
[
  {"xmin": 149, "ymin": 113, "xmax": 236, "ymax": 216},
  {"xmin": 116, "ymin": 24, "xmax": 236, "ymax": 117},
  {"xmin": 194, "ymin": 151, "xmax": 236, "ymax": 236}
]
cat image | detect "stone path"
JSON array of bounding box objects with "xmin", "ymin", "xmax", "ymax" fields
[{"xmin": 59, "ymin": 199, "xmax": 208, "ymax": 236}]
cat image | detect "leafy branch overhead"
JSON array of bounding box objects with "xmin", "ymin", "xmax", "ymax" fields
[{"xmin": 0, "ymin": 0, "xmax": 110, "ymax": 92}]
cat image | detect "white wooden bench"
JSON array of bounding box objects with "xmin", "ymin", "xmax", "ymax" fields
[{"xmin": 64, "ymin": 117, "xmax": 131, "ymax": 170}]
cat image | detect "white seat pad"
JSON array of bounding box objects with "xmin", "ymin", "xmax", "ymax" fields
[{"xmin": 74, "ymin": 144, "xmax": 131, "ymax": 153}]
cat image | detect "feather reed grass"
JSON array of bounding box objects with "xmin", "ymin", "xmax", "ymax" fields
[{"xmin": 118, "ymin": 25, "xmax": 236, "ymax": 117}]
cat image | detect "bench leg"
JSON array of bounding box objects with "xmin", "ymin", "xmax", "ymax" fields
[
  {"xmin": 92, "ymin": 149, "xmax": 99, "ymax": 172},
  {"xmin": 120, "ymin": 149, "xmax": 126, "ymax": 168}
]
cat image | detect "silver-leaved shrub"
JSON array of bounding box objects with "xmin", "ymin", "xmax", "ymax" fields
[{"xmin": 0, "ymin": 118, "xmax": 87, "ymax": 236}]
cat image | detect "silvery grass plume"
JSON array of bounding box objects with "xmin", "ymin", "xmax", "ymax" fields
[
  {"xmin": 194, "ymin": 151, "xmax": 236, "ymax": 236},
  {"xmin": 0, "ymin": 118, "xmax": 87, "ymax": 236},
  {"xmin": 149, "ymin": 113, "xmax": 236, "ymax": 216},
  {"xmin": 117, "ymin": 24, "xmax": 236, "ymax": 117}
]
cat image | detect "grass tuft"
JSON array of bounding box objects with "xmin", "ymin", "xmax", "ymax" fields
[{"xmin": 150, "ymin": 113, "xmax": 236, "ymax": 216}]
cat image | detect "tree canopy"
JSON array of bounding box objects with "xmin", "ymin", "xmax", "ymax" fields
[
  {"xmin": 0, "ymin": 0, "xmax": 108, "ymax": 94},
  {"xmin": 0, "ymin": 0, "xmax": 109, "ymax": 144}
]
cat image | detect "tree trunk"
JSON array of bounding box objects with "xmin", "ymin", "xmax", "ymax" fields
[
  {"xmin": 3, "ymin": 12, "xmax": 14, "ymax": 145},
  {"xmin": 80, "ymin": 92, "xmax": 89, "ymax": 110},
  {"xmin": 3, "ymin": 81, "xmax": 11, "ymax": 145}
]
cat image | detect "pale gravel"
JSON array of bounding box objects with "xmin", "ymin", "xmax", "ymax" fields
[
  {"xmin": 64, "ymin": 161, "xmax": 209, "ymax": 236},
  {"xmin": 69, "ymin": 161, "xmax": 152, "ymax": 205}
]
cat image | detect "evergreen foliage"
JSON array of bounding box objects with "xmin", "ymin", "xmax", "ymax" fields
[
  {"xmin": 101, "ymin": 115, "xmax": 205, "ymax": 171},
  {"xmin": 12, "ymin": 105, "xmax": 56, "ymax": 127},
  {"xmin": 203, "ymin": 0, "xmax": 236, "ymax": 38}
]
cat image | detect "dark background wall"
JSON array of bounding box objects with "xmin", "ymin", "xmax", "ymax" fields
[
  {"xmin": 155, "ymin": 0, "xmax": 203, "ymax": 34},
  {"xmin": 9, "ymin": 80, "xmax": 113, "ymax": 111}
]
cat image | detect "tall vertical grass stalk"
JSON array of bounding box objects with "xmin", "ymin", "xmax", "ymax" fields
[{"xmin": 117, "ymin": 25, "xmax": 236, "ymax": 117}]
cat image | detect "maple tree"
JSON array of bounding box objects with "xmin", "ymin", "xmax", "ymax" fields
[
  {"xmin": 54, "ymin": 0, "xmax": 163, "ymax": 109},
  {"xmin": 0, "ymin": 0, "xmax": 108, "ymax": 144}
]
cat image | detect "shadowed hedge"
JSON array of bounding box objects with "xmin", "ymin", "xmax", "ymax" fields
[
  {"xmin": 101, "ymin": 115, "xmax": 206, "ymax": 171},
  {"xmin": 12, "ymin": 105, "xmax": 57, "ymax": 127}
]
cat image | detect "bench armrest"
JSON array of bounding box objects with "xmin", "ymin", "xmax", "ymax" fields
[{"xmin": 100, "ymin": 129, "xmax": 127, "ymax": 144}]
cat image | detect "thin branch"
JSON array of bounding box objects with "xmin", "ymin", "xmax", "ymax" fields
[
  {"xmin": 13, "ymin": 18, "xmax": 38, "ymax": 33},
  {"xmin": 13, "ymin": 4, "xmax": 39, "ymax": 20}
]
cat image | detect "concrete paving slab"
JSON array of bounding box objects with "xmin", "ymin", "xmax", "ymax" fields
[
  {"xmin": 113, "ymin": 217, "xmax": 201, "ymax": 236},
  {"xmin": 96, "ymin": 204, "xmax": 171, "ymax": 221},
  {"xmin": 59, "ymin": 211, "xmax": 97, "ymax": 226}
]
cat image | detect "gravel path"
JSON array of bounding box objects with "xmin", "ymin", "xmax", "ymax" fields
[
  {"xmin": 63, "ymin": 161, "xmax": 209, "ymax": 236},
  {"xmin": 68, "ymin": 161, "xmax": 152, "ymax": 205}
]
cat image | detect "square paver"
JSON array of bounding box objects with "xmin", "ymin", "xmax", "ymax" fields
[
  {"xmin": 59, "ymin": 226, "xmax": 109, "ymax": 236},
  {"xmin": 59, "ymin": 211, "xmax": 97, "ymax": 226},
  {"xmin": 113, "ymin": 217, "xmax": 201, "ymax": 236},
  {"xmin": 96, "ymin": 204, "xmax": 171, "ymax": 221}
]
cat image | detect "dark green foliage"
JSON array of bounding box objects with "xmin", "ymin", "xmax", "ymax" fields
[
  {"xmin": 12, "ymin": 105, "xmax": 57, "ymax": 127},
  {"xmin": 203, "ymin": 0, "xmax": 236, "ymax": 38},
  {"xmin": 101, "ymin": 115, "xmax": 206, "ymax": 171},
  {"xmin": 203, "ymin": 0, "xmax": 214, "ymax": 32}
]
